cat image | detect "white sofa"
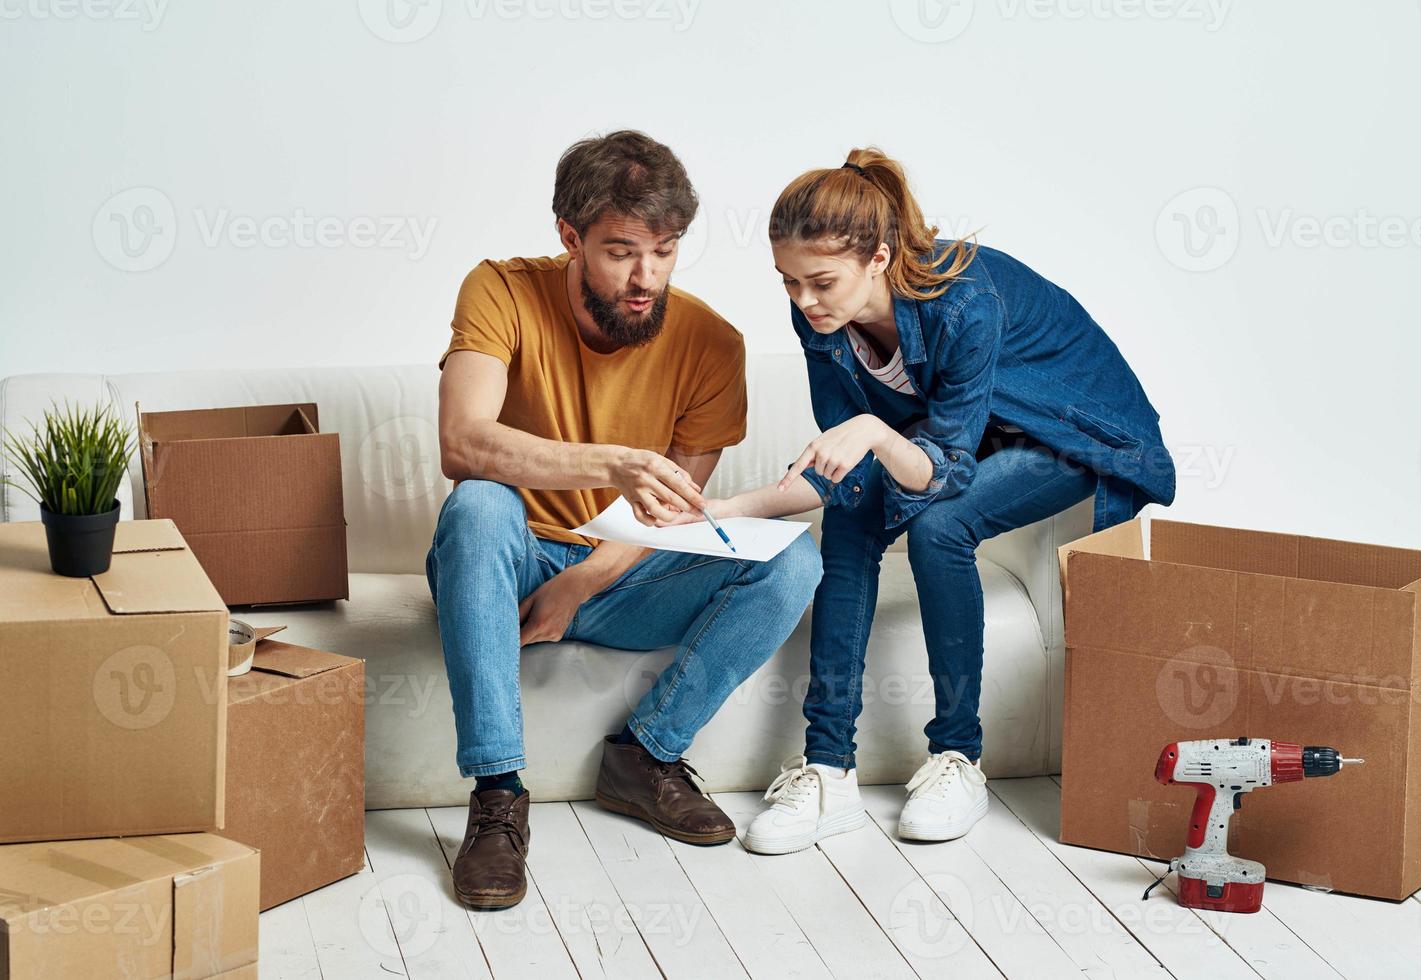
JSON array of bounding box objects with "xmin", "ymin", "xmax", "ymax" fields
[{"xmin": 0, "ymin": 355, "xmax": 1093, "ymax": 807}]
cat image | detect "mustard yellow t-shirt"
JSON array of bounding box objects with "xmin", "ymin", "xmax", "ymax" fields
[{"xmin": 440, "ymin": 254, "xmax": 747, "ymax": 546}]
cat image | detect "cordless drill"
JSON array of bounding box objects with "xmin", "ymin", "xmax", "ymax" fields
[{"xmin": 1144, "ymin": 737, "xmax": 1363, "ymax": 913}]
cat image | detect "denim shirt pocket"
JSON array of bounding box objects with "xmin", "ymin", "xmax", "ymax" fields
[{"xmin": 1065, "ymin": 405, "xmax": 1143, "ymax": 457}]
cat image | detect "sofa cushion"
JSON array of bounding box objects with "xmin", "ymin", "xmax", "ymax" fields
[{"xmin": 236, "ymin": 554, "xmax": 1048, "ymax": 807}]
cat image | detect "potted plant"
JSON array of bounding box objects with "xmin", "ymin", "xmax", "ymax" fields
[{"xmin": 1, "ymin": 401, "xmax": 135, "ymax": 577}]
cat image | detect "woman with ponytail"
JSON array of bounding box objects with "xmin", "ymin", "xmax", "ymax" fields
[{"xmin": 665, "ymin": 148, "xmax": 1174, "ymax": 851}]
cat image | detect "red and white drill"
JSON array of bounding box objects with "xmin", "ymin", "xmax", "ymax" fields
[{"xmin": 1145, "ymin": 737, "xmax": 1363, "ymax": 913}]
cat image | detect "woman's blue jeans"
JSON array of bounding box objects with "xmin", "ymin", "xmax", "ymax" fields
[{"xmin": 803, "ymin": 432, "xmax": 1096, "ymax": 769}]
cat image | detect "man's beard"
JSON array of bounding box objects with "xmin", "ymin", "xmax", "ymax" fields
[{"xmin": 581, "ymin": 269, "xmax": 670, "ymax": 348}]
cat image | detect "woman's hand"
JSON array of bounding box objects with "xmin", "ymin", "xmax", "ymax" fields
[
  {"xmin": 649, "ymin": 496, "xmax": 741, "ymax": 528},
  {"xmin": 780, "ymin": 415, "xmax": 891, "ymax": 489}
]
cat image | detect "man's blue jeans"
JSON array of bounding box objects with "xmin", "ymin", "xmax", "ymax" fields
[
  {"xmin": 803, "ymin": 433, "xmax": 1097, "ymax": 769},
  {"xmin": 426, "ymin": 479, "xmax": 823, "ymax": 777}
]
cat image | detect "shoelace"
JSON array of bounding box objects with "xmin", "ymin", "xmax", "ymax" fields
[
  {"xmin": 905, "ymin": 750, "xmax": 986, "ymax": 800},
  {"xmin": 469, "ymin": 804, "xmax": 526, "ymax": 851},
  {"xmin": 648, "ymin": 757, "xmax": 710, "ymax": 798},
  {"xmin": 763, "ymin": 755, "xmax": 820, "ymax": 810}
]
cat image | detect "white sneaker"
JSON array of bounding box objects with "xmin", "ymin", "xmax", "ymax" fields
[
  {"xmin": 898, "ymin": 750, "xmax": 989, "ymax": 841},
  {"xmin": 743, "ymin": 756, "xmax": 867, "ymax": 855}
]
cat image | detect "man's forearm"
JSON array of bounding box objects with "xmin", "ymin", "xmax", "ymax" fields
[
  {"xmin": 443, "ymin": 419, "xmax": 625, "ymax": 489},
  {"xmin": 564, "ymin": 539, "xmax": 651, "ymax": 595}
]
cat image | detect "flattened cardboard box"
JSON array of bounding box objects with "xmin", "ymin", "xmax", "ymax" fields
[
  {"xmin": 138, "ymin": 402, "xmax": 349, "ymax": 607},
  {"xmin": 0, "ymin": 519, "xmax": 228, "ymax": 844},
  {"xmin": 220, "ymin": 639, "xmax": 365, "ymax": 910},
  {"xmin": 1058, "ymin": 518, "xmax": 1421, "ymax": 900},
  {"xmin": 0, "ymin": 832, "xmax": 258, "ymax": 979}
]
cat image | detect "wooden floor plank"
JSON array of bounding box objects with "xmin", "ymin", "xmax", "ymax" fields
[
  {"xmin": 523, "ymin": 801, "xmax": 663, "ymax": 980},
  {"xmin": 722, "ymin": 788, "xmax": 1007, "ymax": 979},
  {"xmin": 425, "ymin": 804, "xmax": 579, "ymax": 979},
  {"xmin": 570, "ymin": 799, "xmax": 748, "ymax": 978},
  {"xmin": 364, "ymin": 808, "xmax": 496, "ymax": 979},
  {"xmin": 712, "ymin": 791, "xmax": 921, "ymax": 979},
  {"xmin": 670, "ymin": 793, "xmax": 833, "ymax": 979},
  {"xmin": 301, "ymin": 858, "xmax": 409, "ymax": 979},
  {"xmin": 1254, "ymin": 872, "xmax": 1421, "ymax": 979},
  {"xmin": 265, "ymin": 788, "xmax": 1421, "ymax": 979},
  {"xmin": 257, "ymin": 897, "xmax": 321, "ymax": 980},
  {"xmin": 859, "ymin": 784, "xmax": 1099, "ymax": 980},
  {"xmin": 990, "ymin": 777, "xmax": 1259, "ymax": 979},
  {"xmin": 955, "ymin": 780, "xmax": 1163, "ymax": 978}
]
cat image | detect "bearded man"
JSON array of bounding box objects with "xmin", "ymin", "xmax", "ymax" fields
[{"xmin": 428, "ymin": 130, "xmax": 822, "ymax": 910}]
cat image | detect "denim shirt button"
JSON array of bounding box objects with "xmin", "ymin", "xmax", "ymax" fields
[
  {"xmin": 948, "ymin": 451, "xmax": 960, "ymax": 462},
  {"xmin": 833, "ymin": 349, "xmax": 841, "ymax": 360},
  {"xmin": 852, "ymin": 484, "xmax": 861, "ymax": 493}
]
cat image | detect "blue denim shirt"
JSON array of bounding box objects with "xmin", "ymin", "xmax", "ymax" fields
[{"xmin": 794, "ymin": 242, "xmax": 1175, "ymax": 533}]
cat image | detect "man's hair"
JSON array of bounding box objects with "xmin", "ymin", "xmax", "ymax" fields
[{"xmin": 552, "ymin": 130, "xmax": 698, "ymax": 237}]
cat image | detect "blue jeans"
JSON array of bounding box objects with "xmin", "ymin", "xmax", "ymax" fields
[
  {"xmin": 803, "ymin": 431, "xmax": 1096, "ymax": 769},
  {"xmin": 426, "ymin": 480, "xmax": 823, "ymax": 777}
]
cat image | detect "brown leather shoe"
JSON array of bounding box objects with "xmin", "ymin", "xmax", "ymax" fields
[
  {"xmin": 452, "ymin": 788, "xmax": 530, "ymax": 910},
  {"xmin": 594, "ymin": 735, "xmax": 735, "ymax": 845}
]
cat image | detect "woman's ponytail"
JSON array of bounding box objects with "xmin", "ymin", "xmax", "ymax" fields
[{"xmin": 769, "ymin": 147, "xmax": 976, "ymax": 301}]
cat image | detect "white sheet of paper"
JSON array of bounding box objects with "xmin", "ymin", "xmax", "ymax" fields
[{"xmin": 572, "ymin": 497, "xmax": 810, "ymax": 563}]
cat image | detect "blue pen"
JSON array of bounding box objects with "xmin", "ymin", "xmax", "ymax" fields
[{"xmin": 701, "ymin": 508, "xmax": 737, "ymax": 553}]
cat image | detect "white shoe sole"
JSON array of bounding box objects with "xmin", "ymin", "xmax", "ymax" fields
[
  {"xmin": 743, "ymin": 805, "xmax": 868, "ymax": 855},
  {"xmin": 898, "ymin": 793, "xmax": 989, "ymax": 842}
]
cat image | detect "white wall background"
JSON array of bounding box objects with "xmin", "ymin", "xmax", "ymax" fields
[{"xmin": 2, "ymin": 0, "xmax": 1418, "ymax": 548}]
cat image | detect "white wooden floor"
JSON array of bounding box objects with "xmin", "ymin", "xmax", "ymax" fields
[{"xmin": 258, "ymin": 776, "xmax": 1421, "ymax": 979}]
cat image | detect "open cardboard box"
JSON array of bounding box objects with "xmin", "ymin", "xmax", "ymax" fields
[
  {"xmin": 0, "ymin": 519, "xmax": 228, "ymax": 844},
  {"xmin": 1058, "ymin": 517, "xmax": 1421, "ymax": 900},
  {"xmin": 0, "ymin": 833, "xmax": 258, "ymax": 978},
  {"xmin": 137, "ymin": 402, "xmax": 349, "ymax": 607}
]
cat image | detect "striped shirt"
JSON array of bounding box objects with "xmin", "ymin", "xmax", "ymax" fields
[
  {"xmin": 844, "ymin": 322, "xmax": 917, "ymax": 395},
  {"xmin": 843, "ymin": 321, "xmax": 1025, "ymax": 435}
]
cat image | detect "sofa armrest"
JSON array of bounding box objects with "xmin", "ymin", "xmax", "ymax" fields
[{"xmin": 975, "ymin": 496, "xmax": 1095, "ymax": 772}]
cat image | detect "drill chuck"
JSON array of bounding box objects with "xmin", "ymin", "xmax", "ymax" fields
[{"xmin": 1302, "ymin": 746, "xmax": 1365, "ymax": 777}]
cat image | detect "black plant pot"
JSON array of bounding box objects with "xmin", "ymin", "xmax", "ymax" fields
[{"xmin": 39, "ymin": 500, "xmax": 121, "ymax": 577}]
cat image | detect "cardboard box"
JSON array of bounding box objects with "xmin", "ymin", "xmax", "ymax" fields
[
  {"xmin": 220, "ymin": 639, "xmax": 365, "ymax": 910},
  {"xmin": 137, "ymin": 402, "xmax": 349, "ymax": 607},
  {"xmin": 0, "ymin": 833, "xmax": 258, "ymax": 978},
  {"xmin": 0, "ymin": 519, "xmax": 228, "ymax": 844},
  {"xmin": 1058, "ymin": 518, "xmax": 1421, "ymax": 900}
]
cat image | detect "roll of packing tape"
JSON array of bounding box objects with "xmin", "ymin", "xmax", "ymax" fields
[{"xmin": 227, "ymin": 619, "xmax": 287, "ymax": 677}]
